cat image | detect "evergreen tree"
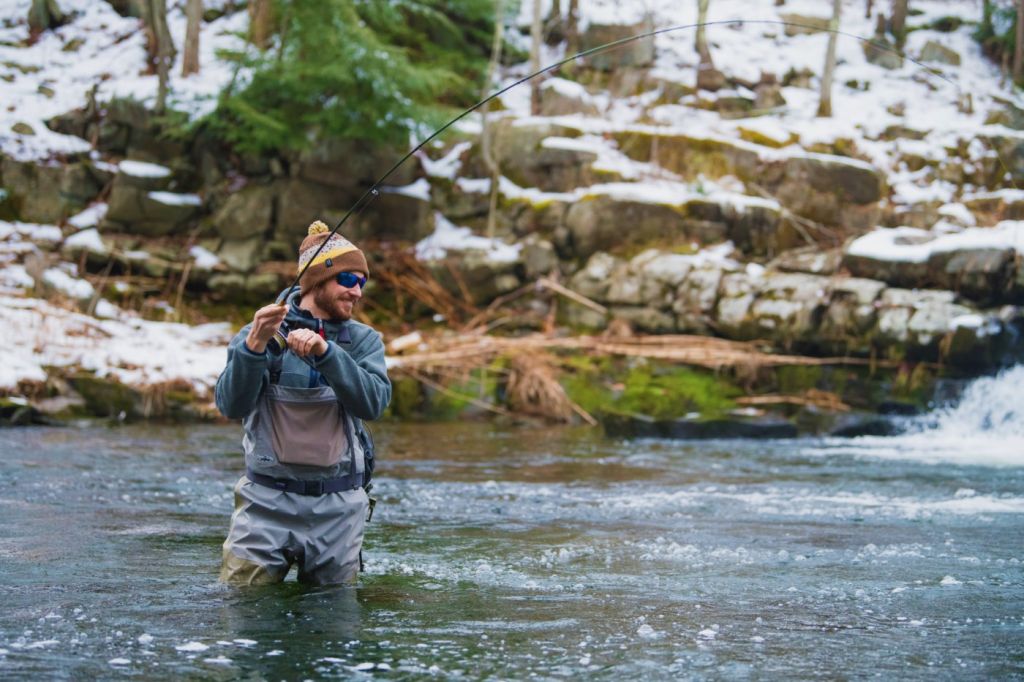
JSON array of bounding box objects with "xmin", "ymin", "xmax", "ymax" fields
[{"xmin": 213, "ymin": 0, "xmax": 493, "ymax": 154}]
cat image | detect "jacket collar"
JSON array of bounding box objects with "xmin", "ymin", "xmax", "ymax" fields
[{"xmin": 279, "ymin": 289, "xmax": 353, "ymax": 344}]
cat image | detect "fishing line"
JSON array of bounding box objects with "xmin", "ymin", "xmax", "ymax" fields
[{"xmin": 285, "ymin": 17, "xmax": 1011, "ymax": 301}]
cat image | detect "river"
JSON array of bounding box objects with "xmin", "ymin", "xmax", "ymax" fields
[{"xmin": 1, "ymin": 368, "xmax": 1022, "ymax": 679}]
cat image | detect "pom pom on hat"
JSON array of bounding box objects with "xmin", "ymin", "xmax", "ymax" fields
[{"xmin": 307, "ymin": 220, "xmax": 330, "ymax": 236}]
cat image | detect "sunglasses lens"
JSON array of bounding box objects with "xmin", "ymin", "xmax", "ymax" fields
[{"xmin": 336, "ymin": 272, "xmax": 366, "ymax": 288}]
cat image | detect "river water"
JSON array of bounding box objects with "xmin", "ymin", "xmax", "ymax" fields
[{"xmin": 1, "ymin": 368, "xmax": 1023, "ymax": 679}]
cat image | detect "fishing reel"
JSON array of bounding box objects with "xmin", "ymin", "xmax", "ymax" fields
[{"xmin": 267, "ymin": 321, "xmax": 291, "ymax": 355}]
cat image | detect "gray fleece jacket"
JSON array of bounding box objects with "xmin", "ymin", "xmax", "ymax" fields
[{"xmin": 215, "ymin": 291, "xmax": 391, "ymax": 480}]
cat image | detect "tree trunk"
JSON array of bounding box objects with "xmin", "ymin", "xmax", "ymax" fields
[
  {"xmin": 482, "ymin": 0, "xmax": 505, "ymax": 239},
  {"xmin": 890, "ymin": 0, "xmax": 908, "ymax": 48},
  {"xmin": 565, "ymin": 0, "xmax": 580, "ymax": 56},
  {"xmin": 143, "ymin": 0, "xmax": 176, "ymax": 114},
  {"xmin": 182, "ymin": 0, "xmax": 202, "ymax": 76},
  {"xmin": 695, "ymin": 0, "xmax": 713, "ymax": 64},
  {"xmin": 529, "ymin": 0, "xmax": 542, "ymax": 115},
  {"xmin": 818, "ymin": 0, "xmax": 841, "ymax": 117},
  {"xmin": 1015, "ymin": 0, "xmax": 1024, "ymax": 83},
  {"xmin": 249, "ymin": 0, "xmax": 275, "ymax": 50},
  {"xmin": 865, "ymin": 0, "xmax": 873, "ymax": 19},
  {"xmin": 28, "ymin": 0, "xmax": 66, "ymax": 36}
]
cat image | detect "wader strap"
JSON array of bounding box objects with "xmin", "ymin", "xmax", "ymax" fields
[{"xmin": 246, "ymin": 468, "xmax": 362, "ymax": 495}]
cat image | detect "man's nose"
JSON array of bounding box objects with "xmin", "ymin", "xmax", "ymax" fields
[{"xmin": 349, "ymin": 284, "xmax": 363, "ymax": 299}]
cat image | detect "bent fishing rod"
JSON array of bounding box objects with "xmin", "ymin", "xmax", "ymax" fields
[{"xmin": 284, "ymin": 17, "xmax": 997, "ymax": 301}]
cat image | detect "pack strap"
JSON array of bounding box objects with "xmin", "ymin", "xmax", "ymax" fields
[{"xmin": 246, "ymin": 468, "xmax": 362, "ymax": 496}]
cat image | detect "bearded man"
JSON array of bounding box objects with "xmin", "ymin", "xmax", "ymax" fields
[{"xmin": 215, "ymin": 220, "xmax": 391, "ymax": 586}]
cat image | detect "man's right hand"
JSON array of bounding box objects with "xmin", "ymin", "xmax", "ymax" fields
[{"xmin": 244, "ymin": 303, "xmax": 288, "ymax": 353}]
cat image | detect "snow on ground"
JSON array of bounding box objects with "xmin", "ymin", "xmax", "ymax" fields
[
  {"xmin": 0, "ymin": 0, "xmax": 249, "ymax": 161},
  {"xmin": 0, "ymin": 293, "xmax": 230, "ymax": 394},
  {"xmin": 506, "ymin": 0, "xmax": 1019, "ymax": 211}
]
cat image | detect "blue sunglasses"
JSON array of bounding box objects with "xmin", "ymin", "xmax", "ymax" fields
[{"xmin": 336, "ymin": 271, "xmax": 368, "ymax": 289}]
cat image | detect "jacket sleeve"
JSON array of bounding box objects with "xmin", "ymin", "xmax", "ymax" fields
[
  {"xmin": 215, "ymin": 326, "xmax": 270, "ymax": 419},
  {"xmin": 313, "ymin": 329, "xmax": 392, "ymax": 421}
]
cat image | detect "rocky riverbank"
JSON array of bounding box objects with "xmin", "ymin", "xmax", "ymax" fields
[{"xmin": 1, "ymin": 0, "xmax": 1022, "ymax": 435}]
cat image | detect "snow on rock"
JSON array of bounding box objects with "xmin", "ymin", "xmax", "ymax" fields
[
  {"xmin": 64, "ymin": 227, "xmax": 108, "ymax": 255},
  {"xmin": 418, "ymin": 142, "xmax": 472, "ymax": 180},
  {"xmin": 147, "ymin": 191, "xmax": 202, "ymax": 207},
  {"xmin": 119, "ymin": 160, "xmax": 172, "ymax": 179},
  {"xmin": 848, "ymin": 222, "xmax": 1024, "ymax": 263},
  {"xmin": 42, "ymin": 268, "xmax": 94, "ymax": 300},
  {"xmin": 416, "ymin": 213, "xmax": 522, "ymax": 263},
  {"xmin": 189, "ymin": 246, "xmax": 220, "ymax": 270},
  {"xmin": 382, "ymin": 178, "xmax": 431, "ymax": 201},
  {"xmin": 67, "ymin": 204, "xmax": 109, "ymax": 230}
]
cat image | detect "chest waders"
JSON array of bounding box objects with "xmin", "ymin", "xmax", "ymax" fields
[{"xmin": 220, "ymin": 337, "xmax": 374, "ymax": 587}]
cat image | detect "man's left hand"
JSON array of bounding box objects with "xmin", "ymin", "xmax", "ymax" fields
[{"xmin": 287, "ymin": 328, "xmax": 328, "ymax": 358}]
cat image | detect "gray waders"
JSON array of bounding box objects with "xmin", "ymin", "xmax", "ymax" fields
[{"xmin": 220, "ymin": 381, "xmax": 370, "ymax": 586}]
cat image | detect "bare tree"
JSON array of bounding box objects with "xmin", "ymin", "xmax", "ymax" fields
[
  {"xmin": 481, "ymin": 0, "xmax": 505, "ymax": 239},
  {"xmin": 890, "ymin": 0, "xmax": 908, "ymax": 48},
  {"xmin": 565, "ymin": 0, "xmax": 580, "ymax": 56},
  {"xmin": 1015, "ymin": 0, "xmax": 1024, "ymax": 83},
  {"xmin": 695, "ymin": 0, "xmax": 722, "ymax": 90},
  {"xmin": 818, "ymin": 0, "xmax": 841, "ymax": 117},
  {"xmin": 28, "ymin": 0, "xmax": 66, "ymax": 37},
  {"xmin": 530, "ymin": 0, "xmax": 542, "ymax": 115},
  {"xmin": 182, "ymin": 0, "xmax": 202, "ymax": 76},
  {"xmin": 249, "ymin": 0, "xmax": 275, "ymax": 49},
  {"xmin": 143, "ymin": 0, "xmax": 176, "ymax": 114}
]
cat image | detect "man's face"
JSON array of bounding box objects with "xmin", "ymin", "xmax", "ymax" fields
[{"xmin": 313, "ymin": 272, "xmax": 364, "ymax": 321}]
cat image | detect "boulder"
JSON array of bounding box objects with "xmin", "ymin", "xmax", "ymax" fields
[
  {"xmin": 778, "ymin": 13, "xmax": 830, "ymax": 36},
  {"xmin": 608, "ymin": 306, "xmax": 676, "ymax": 333},
  {"xmin": 713, "ymin": 271, "xmax": 760, "ymax": 338},
  {"xmin": 765, "ymin": 154, "xmax": 885, "ymax": 229},
  {"xmin": 521, "ymin": 236, "xmax": 560, "ymax": 279},
  {"xmin": 874, "ymin": 288, "xmax": 972, "ymax": 356},
  {"xmin": 568, "ymin": 251, "xmax": 623, "ymax": 302},
  {"xmin": 352, "ymin": 188, "xmax": 435, "ymax": 242},
  {"xmin": 579, "ymin": 17, "xmax": 655, "ymax": 71},
  {"xmin": 217, "ymin": 235, "xmax": 266, "ymax": 273},
  {"xmin": 539, "ymin": 79, "xmax": 601, "ymax": 117},
  {"xmin": 863, "ymin": 37, "xmax": 903, "ymax": 70},
  {"xmin": 564, "ymin": 194, "xmax": 689, "ymax": 259},
  {"xmin": 430, "ymin": 251, "xmax": 521, "ymax": 306},
  {"xmin": 768, "ymin": 246, "xmax": 842, "ymax": 275},
  {"xmin": 927, "ymin": 247, "xmax": 1018, "ymax": 305},
  {"xmin": 603, "ymin": 412, "xmax": 797, "ymax": 439},
  {"xmin": 918, "ymin": 40, "xmax": 960, "ymax": 66},
  {"xmin": 296, "ymin": 138, "xmax": 414, "ymax": 190},
  {"xmin": 944, "ymin": 312, "xmax": 1020, "ymax": 368},
  {"xmin": 0, "ymin": 157, "xmax": 101, "ymax": 223},
  {"xmin": 273, "ymin": 179, "xmax": 346, "ymax": 246},
  {"xmin": 104, "ymin": 185, "xmax": 201, "ymax": 236},
  {"xmin": 747, "ymin": 272, "xmax": 828, "ymax": 344},
  {"xmin": 673, "ymin": 263, "xmax": 729, "ymax": 333},
  {"xmin": 210, "ymin": 182, "xmax": 276, "ymax": 240},
  {"xmin": 817, "ymin": 276, "xmax": 886, "ymax": 353}
]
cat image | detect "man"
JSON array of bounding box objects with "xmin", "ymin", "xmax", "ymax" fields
[{"xmin": 216, "ymin": 220, "xmax": 391, "ymax": 586}]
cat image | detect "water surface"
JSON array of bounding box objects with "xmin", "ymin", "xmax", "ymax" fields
[{"xmin": 1, "ymin": 406, "xmax": 1022, "ymax": 679}]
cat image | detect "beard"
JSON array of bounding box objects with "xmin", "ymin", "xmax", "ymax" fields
[{"xmin": 313, "ymin": 285, "xmax": 355, "ymax": 321}]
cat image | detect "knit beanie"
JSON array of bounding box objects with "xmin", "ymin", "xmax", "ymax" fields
[{"xmin": 297, "ymin": 220, "xmax": 369, "ymax": 295}]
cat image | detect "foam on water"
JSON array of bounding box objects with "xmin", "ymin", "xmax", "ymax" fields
[{"xmin": 807, "ymin": 365, "xmax": 1024, "ymax": 467}]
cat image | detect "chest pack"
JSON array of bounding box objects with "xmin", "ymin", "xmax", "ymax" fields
[{"xmin": 265, "ymin": 344, "xmax": 376, "ymax": 490}]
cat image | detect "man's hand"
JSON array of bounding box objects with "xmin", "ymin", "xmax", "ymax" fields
[
  {"xmin": 245, "ymin": 304, "xmax": 288, "ymax": 353},
  {"xmin": 287, "ymin": 328, "xmax": 328, "ymax": 358}
]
